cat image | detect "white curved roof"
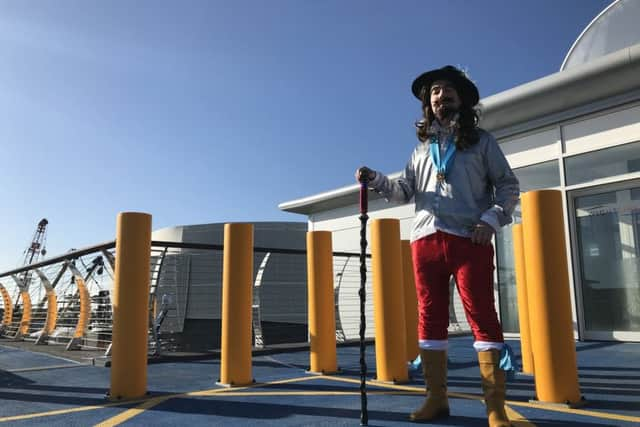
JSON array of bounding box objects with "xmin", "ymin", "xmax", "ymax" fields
[{"xmin": 561, "ymin": 0, "xmax": 640, "ymax": 70}]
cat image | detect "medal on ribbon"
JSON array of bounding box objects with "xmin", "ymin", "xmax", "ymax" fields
[{"xmin": 430, "ymin": 134, "xmax": 456, "ymax": 183}]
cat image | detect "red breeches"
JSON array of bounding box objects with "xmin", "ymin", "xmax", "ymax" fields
[{"xmin": 411, "ymin": 231, "xmax": 504, "ymax": 343}]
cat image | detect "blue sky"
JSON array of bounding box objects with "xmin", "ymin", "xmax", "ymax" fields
[{"xmin": 0, "ymin": 0, "xmax": 611, "ymax": 271}]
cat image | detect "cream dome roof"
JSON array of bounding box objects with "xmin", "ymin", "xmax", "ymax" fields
[{"xmin": 561, "ymin": 0, "xmax": 640, "ymax": 71}]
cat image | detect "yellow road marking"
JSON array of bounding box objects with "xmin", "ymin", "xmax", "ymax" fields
[
  {"xmin": 9, "ymin": 364, "xmax": 88, "ymax": 373},
  {"xmin": 0, "ymin": 373, "xmax": 637, "ymax": 426},
  {"xmin": 505, "ymin": 406, "xmax": 536, "ymax": 427},
  {"xmin": 0, "ymin": 405, "xmax": 106, "ymax": 423},
  {"xmin": 187, "ymin": 375, "xmax": 318, "ymax": 397},
  {"xmin": 0, "ymin": 377, "xmax": 315, "ymax": 424},
  {"xmin": 187, "ymin": 390, "xmax": 416, "ymax": 397},
  {"xmin": 94, "ymin": 375, "xmax": 318, "ymax": 426},
  {"xmin": 327, "ymin": 377, "xmax": 640, "ymax": 424},
  {"xmin": 0, "ymin": 398, "xmax": 150, "ymax": 424},
  {"xmin": 323, "ymin": 375, "xmax": 444, "ymax": 394},
  {"xmin": 499, "ymin": 400, "xmax": 640, "ymax": 424},
  {"xmin": 95, "ymin": 395, "xmax": 173, "ymax": 427}
]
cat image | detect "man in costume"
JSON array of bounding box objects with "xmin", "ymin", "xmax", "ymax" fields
[{"xmin": 356, "ymin": 65, "xmax": 519, "ymax": 426}]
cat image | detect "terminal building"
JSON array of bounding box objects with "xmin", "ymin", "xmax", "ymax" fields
[
  {"xmin": 279, "ymin": 0, "xmax": 640, "ymax": 343},
  {"xmin": 150, "ymin": 222, "xmax": 309, "ymax": 351},
  {"xmin": 150, "ymin": 221, "xmax": 383, "ymax": 350}
]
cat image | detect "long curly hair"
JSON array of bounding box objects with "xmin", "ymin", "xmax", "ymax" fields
[{"xmin": 416, "ymin": 99, "xmax": 480, "ymax": 150}]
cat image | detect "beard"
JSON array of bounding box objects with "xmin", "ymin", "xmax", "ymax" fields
[{"xmin": 433, "ymin": 103, "xmax": 459, "ymax": 122}]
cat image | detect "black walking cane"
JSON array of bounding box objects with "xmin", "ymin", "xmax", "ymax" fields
[{"xmin": 357, "ymin": 169, "xmax": 369, "ymax": 426}]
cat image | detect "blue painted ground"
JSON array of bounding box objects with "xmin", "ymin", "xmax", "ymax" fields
[{"xmin": 0, "ymin": 336, "xmax": 638, "ymax": 426}]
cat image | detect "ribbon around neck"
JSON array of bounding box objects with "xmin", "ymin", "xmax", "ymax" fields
[{"xmin": 429, "ymin": 134, "xmax": 456, "ymax": 180}]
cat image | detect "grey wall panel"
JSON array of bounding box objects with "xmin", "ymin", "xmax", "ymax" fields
[
  {"xmin": 156, "ymin": 253, "xmax": 189, "ymax": 333},
  {"xmin": 154, "ymin": 222, "xmax": 308, "ymax": 327},
  {"xmin": 185, "ymin": 252, "xmax": 222, "ymax": 320},
  {"xmin": 181, "ymin": 224, "xmax": 223, "ymax": 246},
  {"xmin": 155, "ymin": 222, "xmax": 308, "ymax": 250},
  {"xmin": 335, "ymin": 257, "xmax": 375, "ymax": 342},
  {"xmin": 252, "ymin": 223, "xmax": 307, "ymax": 250},
  {"xmin": 185, "ymin": 283, "xmax": 221, "ymax": 320},
  {"xmin": 259, "ymin": 253, "xmax": 307, "ymax": 325}
]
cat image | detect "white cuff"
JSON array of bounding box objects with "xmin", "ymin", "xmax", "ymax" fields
[
  {"xmin": 480, "ymin": 209, "xmax": 500, "ymax": 233},
  {"xmin": 419, "ymin": 339, "xmax": 448, "ymax": 351},
  {"xmin": 473, "ymin": 341, "xmax": 504, "ymax": 352}
]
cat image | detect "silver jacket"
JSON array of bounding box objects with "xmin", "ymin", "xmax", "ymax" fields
[{"xmin": 369, "ymin": 128, "xmax": 520, "ymax": 243}]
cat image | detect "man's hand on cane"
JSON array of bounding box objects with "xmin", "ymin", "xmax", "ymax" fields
[
  {"xmin": 471, "ymin": 221, "xmax": 494, "ymax": 245},
  {"xmin": 356, "ymin": 166, "xmax": 376, "ymax": 183}
]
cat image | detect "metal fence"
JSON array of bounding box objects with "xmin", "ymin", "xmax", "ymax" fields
[{"xmin": 0, "ymin": 240, "xmax": 375, "ymax": 357}]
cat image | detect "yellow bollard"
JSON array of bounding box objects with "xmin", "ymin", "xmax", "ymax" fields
[
  {"xmin": 512, "ymin": 224, "xmax": 533, "ymax": 375},
  {"xmin": 73, "ymin": 276, "xmax": 91, "ymax": 339},
  {"xmin": 110, "ymin": 212, "xmax": 152, "ymax": 400},
  {"xmin": 371, "ymin": 219, "xmax": 408, "ymax": 383},
  {"xmin": 0, "ymin": 285, "xmax": 12, "ymax": 327},
  {"xmin": 44, "ymin": 289, "xmax": 58, "ymax": 335},
  {"xmin": 521, "ymin": 190, "xmax": 581, "ymax": 405},
  {"xmin": 19, "ymin": 291, "xmax": 31, "ymax": 336},
  {"xmin": 401, "ymin": 240, "xmax": 419, "ymax": 362},
  {"xmin": 220, "ymin": 223, "xmax": 254, "ymax": 386},
  {"xmin": 306, "ymin": 231, "xmax": 338, "ymax": 374}
]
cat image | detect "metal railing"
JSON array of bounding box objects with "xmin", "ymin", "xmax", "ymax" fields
[
  {"xmin": 0, "ymin": 242, "xmax": 116, "ymax": 350},
  {"xmin": 0, "ymin": 239, "xmax": 374, "ymax": 357}
]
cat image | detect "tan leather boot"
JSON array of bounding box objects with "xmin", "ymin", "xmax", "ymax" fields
[
  {"xmin": 409, "ymin": 350, "xmax": 449, "ymax": 422},
  {"xmin": 478, "ymin": 350, "xmax": 511, "ymax": 427}
]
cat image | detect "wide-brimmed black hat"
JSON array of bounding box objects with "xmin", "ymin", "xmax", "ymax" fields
[{"xmin": 411, "ymin": 65, "xmax": 479, "ymax": 107}]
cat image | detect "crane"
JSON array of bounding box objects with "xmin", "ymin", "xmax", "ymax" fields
[
  {"xmin": 9, "ymin": 218, "xmax": 49, "ymax": 315},
  {"xmin": 19, "ymin": 218, "xmax": 48, "ymax": 290}
]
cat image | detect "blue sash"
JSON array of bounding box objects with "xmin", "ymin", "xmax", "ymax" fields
[{"xmin": 429, "ymin": 134, "xmax": 456, "ymax": 182}]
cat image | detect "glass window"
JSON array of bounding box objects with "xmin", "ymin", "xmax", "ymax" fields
[
  {"xmin": 496, "ymin": 216, "xmax": 519, "ymax": 333},
  {"xmin": 496, "ymin": 161, "xmax": 559, "ymax": 333},
  {"xmin": 513, "ymin": 160, "xmax": 560, "ymax": 192},
  {"xmin": 565, "ymin": 141, "xmax": 640, "ymax": 186},
  {"xmin": 575, "ymin": 186, "xmax": 640, "ymax": 332}
]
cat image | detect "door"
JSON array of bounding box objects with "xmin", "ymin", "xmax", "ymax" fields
[{"xmin": 569, "ymin": 180, "xmax": 640, "ymax": 341}]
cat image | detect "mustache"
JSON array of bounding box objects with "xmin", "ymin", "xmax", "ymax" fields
[{"xmin": 434, "ymin": 97, "xmax": 455, "ymax": 107}]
